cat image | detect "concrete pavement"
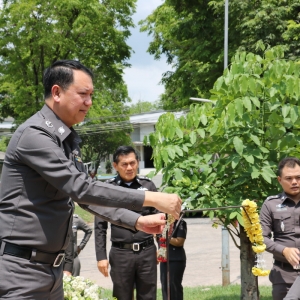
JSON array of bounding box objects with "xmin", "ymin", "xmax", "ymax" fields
[{"xmin": 78, "ymin": 217, "xmax": 273, "ymax": 289}]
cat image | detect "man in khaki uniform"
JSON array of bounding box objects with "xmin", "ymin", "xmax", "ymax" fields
[
  {"xmin": 260, "ymin": 157, "xmax": 300, "ymax": 300},
  {"xmin": 0, "ymin": 60, "xmax": 181, "ymax": 299}
]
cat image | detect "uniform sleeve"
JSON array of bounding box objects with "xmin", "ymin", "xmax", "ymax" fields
[
  {"xmin": 173, "ymin": 220, "xmax": 187, "ymax": 239},
  {"xmin": 94, "ymin": 216, "xmax": 109, "ymax": 261},
  {"xmin": 15, "ymin": 127, "xmax": 145, "ymax": 211},
  {"xmin": 260, "ymin": 200, "xmax": 285, "ymax": 257},
  {"xmin": 77, "ymin": 216, "xmax": 93, "ymax": 250}
]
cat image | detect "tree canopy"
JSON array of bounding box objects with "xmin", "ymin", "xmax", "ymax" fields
[
  {"xmin": 0, "ymin": 0, "xmax": 136, "ymax": 123},
  {"xmin": 128, "ymin": 100, "xmax": 161, "ymax": 115},
  {"xmin": 140, "ymin": 0, "xmax": 300, "ymax": 110}
]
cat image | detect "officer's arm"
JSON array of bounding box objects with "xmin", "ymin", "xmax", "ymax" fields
[
  {"xmin": 77, "ymin": 217, "xmax": 93, "ymax": 251},
  {"xmin": 94, "ymin": 216, "xmax": 108, "ymax": 261},
  {"xmin": 260, "ymin": 201, "xmax": 285, "ymax": 256},
  {"xmin": 63, "ymin": 232, "xmax": 74, "ymax": 274},
  {"xmin": 169, "ymin": 237, "xmax": 185, "ymax": 247}
]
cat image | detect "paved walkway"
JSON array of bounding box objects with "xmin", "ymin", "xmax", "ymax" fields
[{"xmin": 79, "ymin": 217, "xmax": 273, "ymax": 290}]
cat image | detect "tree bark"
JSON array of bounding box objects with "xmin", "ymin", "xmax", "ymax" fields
[{"xmin": 240, "ymin": 225, "xmax": 259, "ymax": 300}]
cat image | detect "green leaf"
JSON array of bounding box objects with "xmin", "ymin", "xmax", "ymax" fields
[
  {"xmin": 197, "ymin": 128, "xmax": 205, "ymax": 139},
  {"xmin": 174, "ymin": 168, "xmax": 183, "ymax": 180},
  {"xmin": 175, "ymin": 127, "xmax": 183, "ymax": 139},
  {"xmin": 229, "ymin": 212, "xmax": 237, "ymax": 219},
  {"xmin": 243, "ymin": 97, "xmax": 252, "ymax": 111},
  {"xmin": 200, "ymin": 114, "xmax": 208, "ymax": 126},
  {"xmin": 190, "ymin": 131, "xmax": 197, "ymax": 144},
  {"xmin": 231, "ymin": 156, "xmax": 240, "ymax": 169},
  {"xmin": 237, "ymin": 213, "xmax": 244, "ymax": 227},
  {"xmin": 251, "ymin": 170, "xmax": 260, "ymax": 179},
  {"xmin": 243, "ymin": 154, "xmax": 254, "ymax": 164},
  {"xmin": 250, "ymin": 97, "xmax": 260, "ymax": 108},
  {"xmin": 166, "ymin": 146, "xmax": 176, "ymax": 159},
  {"xmin": 174, "ymin": 145, "xmax": 183, "ymax": 157},
  {"xmin": 282, "ymin": 105, "xmax": 290, "ymax": 118},
  {"xmin": 250, "ymin": 134, "xmax": 261, "ymax": 146},
  {"xmin": 209, "ymin": 211, "xmax": 214, "ymax": 219},
  {"xmin": 235, "ymin": 98, "xmax": 243, "ymax": 118},
  {"xmin": 209, "ymin": 119, "xmax": 219, "ymax": 136},
  {"xmin": 261, "ymin": 171, "xmax": 272, "ymax": 184},
  {"xmin": 259, "ymin": 146, "xmax": 269, "ymax": 153},
  {"xmin": 233, "ymin": 136, "xmax": 244, "ymax": 156}
]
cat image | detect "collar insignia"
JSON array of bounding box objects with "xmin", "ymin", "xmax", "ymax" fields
[
  {"xmin": 58, "ymin": 126, "xmax": 65, "ymax": 135},
  {"xmin": 45, "ymin": 120, "xmax": 53, "ymax": 128}
]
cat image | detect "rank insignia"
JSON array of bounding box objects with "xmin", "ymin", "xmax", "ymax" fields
[
  {"xmin": 58, "ymin": 126, "xmax": 65, "ymax": 135},
  {"xmin": 75, "ymin": 156, "xmax": 82, "ymax": 163},
  {"xmin": 45, "ymin": 120, "xmax": 53, "ymax": 128}
]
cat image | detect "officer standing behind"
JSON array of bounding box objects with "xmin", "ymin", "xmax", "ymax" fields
[
  {"xmin": 158, "ymin": 219, "xmax": 187, "ymax": 300},
  {"xmin": 95, "ymin": 146, "xmax": 159, "ymax": 300},
  {"xmin": 0, "ymin": 60, "xmax": 182, "ymax": 299},
  {"xmin": 71, "ymin": 214, "xmax": 92, "ymax": 276},
  {"xmin": 260, "ymin": 157, "xmax": 300, "ymax": 300}
]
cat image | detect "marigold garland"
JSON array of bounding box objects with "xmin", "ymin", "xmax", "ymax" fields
[
  {"xmin": 241, "ymin": 199, "xmax": 270, "ymax": 277},
  {"xmin": 157, "ymin": 214, "xmax": 176, "ymax": 262}
]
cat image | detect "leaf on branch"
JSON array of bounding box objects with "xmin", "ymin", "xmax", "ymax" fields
[
  {"xmin": 233, "ymin": 136, "xmax": 244, "ymax": 156},
  {"xmin": 176, "ymin": 127, "xmax": 183, "ymax": 139},
  {"xmin": 250, "ymin": 134, "xmax": 261, "ymax": 146},
  {"xmin": 189, "ymin": 131, "xmax": 197, "ymax": 145},
  {"xmin": 282, "ymin": 105, "xmax": 290, "ymax": 118},
  {"xmin": 166, "ymin": 146, "xmax": 176, "ymax": 159},
  {"xmin": 197, "ymin": 128, "xmax": 205, "ymax": 139},
  {"xmin": 232, "ymin": 156, "xmax": 240, "ymax": 169},
  {"xmin": 243, "ymin": 154, "xmax": 254, "ymax": 164},
  {"xmin": 174, "ymin": 168, "xmax": 183, "ymax": 180},
  {"xmin": 229, "ymin": 211, "xmax": 237, "ymax": 219}
]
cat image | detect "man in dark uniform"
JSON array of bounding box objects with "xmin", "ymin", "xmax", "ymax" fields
[
  {"xmin": 0, "ymin": 60, "xmax": 182, "ymax": 299},
  {"xmin": 64, "ymin": 214, "xmax": 92, "ymax": 276},
  {"xmin": 95, "ymin": 146, "xmax": 158, "ymax": 300},
  {"xmin": 260, "ymin": 157, "xmax": 300, "ymax": 300}
]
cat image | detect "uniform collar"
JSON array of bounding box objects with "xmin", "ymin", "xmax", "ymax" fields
[
  {"xmin": 114, "ymin": 174, "xmax": 139, "ymax": 186},
  {"xmin": 40, "ymin": 104, "xmax": 73, "ymax": 142},
  {"xmin": 280, "ymin": 191, "xmax": 297, "ymax": 203}
]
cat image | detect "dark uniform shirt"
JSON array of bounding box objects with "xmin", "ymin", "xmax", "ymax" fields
[
  {"xmin": 95, "ymin": 175, "xmax": 158, "ymax": 261},
  {"xmin": 260, "ymin": 192, "xmax": 300, "ymax": 263},
  {"xmin": 0, "ymin": 105, "xmax": 145, "ymax": 254},
  {"xmin": 168, "ymin": 219, "xmax": 187, "ymax": 261}
]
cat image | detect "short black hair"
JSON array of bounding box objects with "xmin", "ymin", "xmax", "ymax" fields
[
  {"xmin": 278, "ymin": 157, "xmax": 300, "ymax": 176},
  {"xmin": 113, "ymin": 146, "xmax": 139, "ymax": 164},
  {"xmin": 43, "ymin": 60, "xmax": 94, "ymax": 99}
]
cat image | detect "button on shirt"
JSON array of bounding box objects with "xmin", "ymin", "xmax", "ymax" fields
[
  {"xmin": 95, "ymin": 175, "xmax": 158, "ymax": 261},
  {"xmin": 260, "ymin": 192, "xmax": 300, "ymax": 263},
  {"xmin": 0, "ymin": 105, "xmax": 145, "ymax": 253}
]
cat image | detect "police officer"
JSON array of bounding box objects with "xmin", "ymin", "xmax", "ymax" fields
[
  {"xmin": 71, "ymin": 214, "xmax": 92, "ymax": 276},
  {"xmin": 158, "ymin": 219, "xmax": 187, "ymax": 300},
  {"xmin": 0, "ymin": 60, "xmax": 182, "ymax": 299},
  {"xmin": 95, "ymin": 146, "xmax": 158, "ymax": 300},
  {"xmin": 260, "ymin": 157, "xmax": 300, "ymax": 300}
]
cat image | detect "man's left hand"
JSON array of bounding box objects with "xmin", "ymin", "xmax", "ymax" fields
[{"xmin": 135, "ymin": 213, "xmax": 166, "ymax": 234}]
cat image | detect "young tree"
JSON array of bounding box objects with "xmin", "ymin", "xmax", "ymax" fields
[{"xmin": 145, "ymin": 45, "xmax": 300, "ymax": 298}]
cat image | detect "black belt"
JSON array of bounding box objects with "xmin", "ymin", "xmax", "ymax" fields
[
  {"xmin": 112, "ymin": 237, "xmax": 154, "ymax": 251},
  {"xmin": 0, "ymin": 240, "xmax": 65, "ymax": 267},
  {"xmin": 274, "ymin": 260, "xmax": 296, "ymax": 270}
]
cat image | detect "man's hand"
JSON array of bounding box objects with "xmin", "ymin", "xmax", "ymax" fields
[
  {"xmin": 63, "ymin": 271, "xmax": 72, "ymax": 276},
  {"xmin": 97, "ymin": 260, "xmax": 109, "ymax": 277},
  {"xmin": 283, "ymin": 247, "xmax": 300, "ymax": 267},
  {"xmin": 135, "ymin": 213, "xmax": 166, "ymax": 234},
  {"xmin": 144, "ymin": 192, "xmax": 182, "ymax": 220},
  {"xmin": 77, "ymin": 246, "xmax": 81, "ymax": 255}
]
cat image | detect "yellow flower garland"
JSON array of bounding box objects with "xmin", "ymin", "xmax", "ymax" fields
[{"xmin": 241, "ymin": 199, "xmax": 270, "ymax": 276}]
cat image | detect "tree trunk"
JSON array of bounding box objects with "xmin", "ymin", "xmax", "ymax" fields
[{"xmin": 240, "ymin": 225, "xmax": 259, "ymax": 300}]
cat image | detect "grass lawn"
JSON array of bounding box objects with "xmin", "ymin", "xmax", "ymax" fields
[
  {"xmin": 74, "ymin": 204, "xmax": 94, "ymax": 223},
  {"xmin": 100, "ymin": 285, "xmax": 272, "ymax": 300}
]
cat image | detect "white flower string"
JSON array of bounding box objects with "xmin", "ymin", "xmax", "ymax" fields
[
  {"xmin": 63, "ymin": 274, "xmax": 116, "ymax": 300},
  {"xmin": 157, "ymin": 214, "xmax": 176, "ymax": 262},
  {"xmin": 241, "ymin": 199, "xmax": 270, "ymax": 276}
]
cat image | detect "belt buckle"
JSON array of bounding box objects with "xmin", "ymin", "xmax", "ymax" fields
[
  {"xmin": 132, "ymin": 243, "xmax": 140, "ymax": 252},
  {"xmin": 53, "ymin": 253, "xmax": 65, "ymax": 267}
]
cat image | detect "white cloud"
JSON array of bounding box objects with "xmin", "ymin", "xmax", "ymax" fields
[
  {"xmin": 124, "ymin": 60, "xmax": 169, "ymax": 103},
  {"xmin": 123, "ymin": 0, "xmax": 170, "ymax": 104}
]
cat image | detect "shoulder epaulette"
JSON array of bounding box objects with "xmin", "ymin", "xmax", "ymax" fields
[
  {"xmin": 266, "ymin": 195, "xmax": 280, "ymax": 201},
  {"xmin": 106, "ymin": 177, "xmax": 116, "ymax": 183},
  {"xmin": 35, "ymin": 119, "xmax": 56, "ymax": 134},
  {"xmin": 137, "ymin": 175, "xmax": 151, "ymax": 181}
]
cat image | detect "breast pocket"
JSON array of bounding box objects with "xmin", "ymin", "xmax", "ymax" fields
[{"xmin": 273, "ymin": 212, "xmax": 292, "ymax": 233}]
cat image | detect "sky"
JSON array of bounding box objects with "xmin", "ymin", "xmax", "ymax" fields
[{"xmin": 123, "ymin": 0, "xmax": 170, "ymax": 104}]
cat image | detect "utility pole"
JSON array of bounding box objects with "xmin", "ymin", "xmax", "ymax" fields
[{"xmin": 222, "ymin": 0, "xmax": 230, "ymax": 287}]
